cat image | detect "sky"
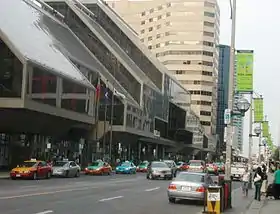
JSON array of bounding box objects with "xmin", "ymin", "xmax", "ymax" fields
[{"xmin": 218, "ymin": 0, "xmax": 279, "ymax": 156}]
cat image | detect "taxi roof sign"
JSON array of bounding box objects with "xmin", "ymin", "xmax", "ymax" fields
[{"xmin": 30, "ymin": 158, "xmax": 37, "ymax": 161}]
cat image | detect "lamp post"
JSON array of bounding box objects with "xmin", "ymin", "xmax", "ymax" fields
[{"xmin": 253, "ymin": 126, "xmax": 262, "ymax": 164}]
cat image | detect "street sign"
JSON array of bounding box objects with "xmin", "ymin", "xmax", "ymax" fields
[{"xmin": 224, "ymin": 109, "xmax": 232, "ymax": 125}]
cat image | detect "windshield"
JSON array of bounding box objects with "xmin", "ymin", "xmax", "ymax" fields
[
  {"xmin": 189, "ymin": 162, "xmax": 202, "ymax": 166},
  {"xmin": 214, "ymin": 162, "xmax": 223, "ymax": 166},
  {"xmin": 53, "ymin": 161, "xmax": 68, "ymax": 167},
  {"xmin": 139, "ymin": 162, "xmax": 148, "ymax": 166},
  {"xmin": 151, "ymin": 162, "xmax": 168, "ymax": 168},
  {"xmin": 121, "ymin": 162, "xmax": 131, "ymax": 167},
  {"xmin": 90, "ymin": 162, "xmax": 102, "ymax": 167},
  {"xmin": 18, "ymin": 162, "xmax": 37, "ymax": 168},
  {"xmin": 175, "ymin": 173, "xmax": 204, "ymax": 183}
]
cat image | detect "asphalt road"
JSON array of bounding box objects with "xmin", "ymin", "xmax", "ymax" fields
[{"xmin": 0, "ymin": 173, "xmax": 241, "ymax": 214}]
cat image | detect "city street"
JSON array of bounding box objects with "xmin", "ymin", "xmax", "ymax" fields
[{"xmin": 0, "ymin": 173, "xmax": 240, "ymax": 214}]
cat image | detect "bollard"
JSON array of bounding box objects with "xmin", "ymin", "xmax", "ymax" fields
[{"xmin": 205, "ymin": 186, "xmax": 222, "ymax": 214}]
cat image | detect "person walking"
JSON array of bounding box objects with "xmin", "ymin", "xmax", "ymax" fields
[
  {"xmin": 253, "ymin": 167, "xmax": 263, "ymax": 201},
  {"xmin": 241, "ymin": 167, "xmax": 250, "ymax": 197},
  {"xmin": 261, "ymin": 164, "xmax": 268, "ymax": 196},
  {"xmin": 273, "ymin": 165, "xmax": 280, "ymax": 199}
]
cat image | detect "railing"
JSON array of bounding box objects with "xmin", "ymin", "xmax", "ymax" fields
[{"xmin": 25, "ymin": 0, "xmax": 65, "ymax": 23}]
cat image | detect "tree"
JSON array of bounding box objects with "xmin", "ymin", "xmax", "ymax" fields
[{"xmin": 273, "ymin": 148, "xmax": 280, "ymax": 161}]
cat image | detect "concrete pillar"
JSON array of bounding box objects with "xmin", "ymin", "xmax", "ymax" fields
[{"xmin": 162, "ymin": 146, "xmax": 165, "ymax": 160}]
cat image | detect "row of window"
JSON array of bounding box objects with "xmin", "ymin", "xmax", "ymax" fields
[
  {"xmin": 141, "ymin": 2, "xmax": 171, "ymax": 16},
  {"xmin": 188, "ymin": 90, "xmax": 212, "ymax": 96},
  {"xmin": 140, "ymin": 21, "xmax": 171, "ymax": 34},
  {"xmin": 179, "ymin": 80, "xmax": 213, "ymax": 86},
  {"xmin": 191, "ymin": 100, "xmax": 212, "ymax": 106},
  {"xmin": 200, "ymin": 111, "xmax": 211, "ymax": 116},
  {"xmin": 162, "ymin": 60, "xmax": 213, "ymax": 67},
  {"xmin": 155, "ymin": 50, "xmax": 213, "ymax": 57},
  {"xmin": 141, "ymin": 12, "xmax": 171, "ymax": 25},
  {"xmin": 173, "ymin": 70, "xmax": 212, "ymax": 77},
  {"xmin": 145, "ymin": 40, "xmax": 214, "ymax": 50},
  {"xmin": 204, "ymin": 11, "xmax": 215, "ymax": 18}
]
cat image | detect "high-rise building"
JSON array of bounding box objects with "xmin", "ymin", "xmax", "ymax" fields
[
  {"xmin": 106, "ymin": 0, "xmax": 220, "ymax": 136},
  {"xmin": 216, "ymin": 45, "xmax": 230, "ymax": 152}
]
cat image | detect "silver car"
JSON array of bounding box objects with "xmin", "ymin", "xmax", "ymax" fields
[
  {"xmin": 167, "ymin": 172, "xmax": 214, "ymax": 203},
  {"xmin": 146, "ymin": 161, "xmax": 173, "ymax": 180},
  {"xmin": 52, "ymin": 161, "xmax": 81, "ymax": 177}
]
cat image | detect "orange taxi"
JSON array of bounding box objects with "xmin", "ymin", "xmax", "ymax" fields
[
  {"xmin": 84, "ymin": 160, "xmax": 112, "ymax": 175},
  {"xmin": 10, "ymin": 159, "xmax": 52, "ymax": 180}
]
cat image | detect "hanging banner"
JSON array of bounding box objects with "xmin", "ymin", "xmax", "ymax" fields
[
  {"xmin": 253, "ymin": 98, "xmax": 263, "ymax": 122},
  {"xmin": 262, "ymin": 121, "xmax": 269, "ymax": 137},
  {"xmin": 236, "ymin": 50, "xmax": 254, "ymax": 92}
]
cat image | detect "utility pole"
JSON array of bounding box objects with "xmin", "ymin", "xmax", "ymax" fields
[{"xmin": 225, "ymin": 0, "xmax": 237, "ymax": 181}]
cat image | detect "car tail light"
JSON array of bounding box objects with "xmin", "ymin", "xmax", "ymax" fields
[
  {"xmin": 85, "ymin": 168, "xmax": 88, "ymax": 171},
  {"xmin": 196, "ymin": 186, "xmax": 205, "ymax": 192},
  {"xmin": 168, "ymin": 184, "xmax": 177, "ymax": 190}
]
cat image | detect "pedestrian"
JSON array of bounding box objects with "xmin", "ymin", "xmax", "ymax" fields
[
  {"xmin": 253, "ymin": 167, "xmax": 263, "ymax": 201},
  {"xmin": 261, "ymin": 164, "xmax": 268, "ymax": 196},
  {"xmin": 273, "ymin": 165, "xmax": 280, "ymax": 199},
  {"xmin": 241, "ymin": 167, "xmax": 250, "ymax": 197}
]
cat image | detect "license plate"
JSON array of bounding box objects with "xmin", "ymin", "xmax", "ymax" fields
[
  {"xmin": 160, "ymin": 174, "xmax": 164, "ymax": 178},
  {"xmin": 16, "ymin": 174, "xmax": 21, "ymax": 177},
  {"xmin": 181, "ymin": 186, "xmax": 191, "ymax": 191}
]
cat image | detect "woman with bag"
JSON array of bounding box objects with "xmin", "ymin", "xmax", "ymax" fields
[
  {"xmin": 241, "ymin": 167, "xmax": 250, "ymax": 197},
  {"xmin": 253, "ymin": 167, "xmax": 263, "ymax": 201}
]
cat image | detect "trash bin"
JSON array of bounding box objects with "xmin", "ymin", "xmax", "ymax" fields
[{"xmin": 206, "ymin": 186, "xmax": 222, "ymax": 214}]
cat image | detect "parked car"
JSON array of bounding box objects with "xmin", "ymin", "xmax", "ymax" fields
[
  {"xmin": 163, "ymin": 160, "xmax": 177, "ymax": 177},
  {"xmin": 146, "ymin": 161, "xmax": 172, "ymax": 180},
  {"xmin": 214, "ymin": 162, "xmax": 225, "ymax": 174},
  {"xmin": 52, "ymin": 160, "xmax": 81, "ymax": 177},
  {"xmin": 116, "ymin": 161, "xmax": 136, "ymax": 174},
  {"xmin": 84, "ymin": 160, "xmax": 112, "ymax": 175},
  {"xmin": 10, "ymin": 159, "xmax": 52, "ymax": 180},
  {"xmin": 167, "ymin": 172, "xmax": 214, "ymax": 203},
  {"xmin": 205, "ymin": 163, "xmax": 218, "ymax": 175},
  {"xmin": 137, "ymin": 161, "xmax": 149, "ymax": 172}
]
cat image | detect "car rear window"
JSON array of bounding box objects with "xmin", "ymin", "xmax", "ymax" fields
[
  {"xmin": 151, "ymin": 162, "xmax": 168, "ymax": 168},
  {"xmin": 175, "ymin": 173, "xmax": 204, "ymax": 183},
  {"xmin": 189, "ymin": 162, "xmax": 202, "ymax": 166}
]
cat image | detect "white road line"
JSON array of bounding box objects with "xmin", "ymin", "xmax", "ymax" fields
[
  {"xmin": 99, "ymin": 196, "xmax": 123, "ymax": 202},
  {"xmin": 35, "ymin": 211, "xmax": 53, "ymax": 214},
  {"xmin": 145, "ymin": 187, "xmax": 160, "ymax": 192}
]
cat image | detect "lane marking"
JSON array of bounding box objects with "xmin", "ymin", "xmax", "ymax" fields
[
  {"xmin": 99, "ymin": 196, "xmax": 123, "ymax": 202},
  {"xmin": 35, "ymin": 211, "xmax": 53, "ymax": 214},
  {"xmin": 145, "ymin": 187, "xmax": 160, "ymax": 192}
]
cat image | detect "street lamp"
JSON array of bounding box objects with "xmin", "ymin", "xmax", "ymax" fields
[{"xmin": 236, "ymin": 98, "xmax": 251, "ymax": 116}]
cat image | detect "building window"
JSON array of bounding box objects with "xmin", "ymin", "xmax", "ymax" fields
[
  {"xmin": 204, "ymin": 21, "xmax": 214, "ymax": 27},
  {"xmin": 203, "ymin": 41, "xmax": 214, "ymax": 47},
  {"xmin": 158, "ymin": 5, "xmax": 163, "ymax": 10},
  {"xmin": 157, "ymin": 25, "xmax": 161, "ymax": 29},
  {"xmin": 141, "ymin": 21, "xmax": 145, "ymax": 25},
  {"xmin": 176, "ymin": 70, "xmax": 185, "ymax": 75},
  {"xmin": 204, "ymin": 11, "xmax": 215, "ymax": 17},
  {"xmin": 200, "ymin": 111, "xmax": 211, "ymax": 116},
  {"xmin": 165, "ymin": 32, "xmax": 170, "ymax": 36},
  {"xmin": 156, "ymin": 34, "xmax": 161, "ymax": 38},
  {"xmin": 148, "ymin": 36, "xmax": 152, "ymax": 41},
  {"xmin": 148, "ymin": 27, "xmax": 153, "ymax": 31},
  {"xmin": 149, "ymin": 8, "xmax": 154, "ymax": 13},
  {"xmin": 167, "ymin": 2, "xmax": 171, "ymax": 7},
  {"xmin": 166, "ymin": 21, "xmax": 171, "ymax": 26},
  {"xmin": 140, "ymin": 38, "xmax": 144, "ymax": 42},
  {"xmin": 148, "ymin": 45, "xmax": 152, "ymax": 49},
  {"xmin": 202, "ymin": 71, "xmax": 212, "ymax": 76},
  {"xmin": 141, "ymin": 29, "xmax": 145, "ymax": 34},
  {"xmin": 141, "ymin": 11, "xmax": 146, "ymax": 16},
  {"xmin": 149, "ymin": 18, "xmax": 153, "ymax": 22},
  {"xmin": 203, "ymin": 31, "xmax": 214, "ymax": 37},
  {"xmin": 155, "ymin": 44, "xmax": 160, "ymax": 48},
  {"xmin": 201, "ymin": 121, "xmax": 211, "ymax": 126},
  {"xmin": 166, "ymin": 12, "xmax": 171, "ymax": 17},
  {"xmin": 203, "ymin": 51, "xmax": 213, "ymax": 56},
  {"xmin": 158, "ymin": 15, "xmax": 162, "ymax": 20},
  {"xmin": 204, "ymin": 1, "xmax": 215, "ymax": 7}
]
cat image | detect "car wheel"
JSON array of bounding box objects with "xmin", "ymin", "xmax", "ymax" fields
[
  {"xmin": 168, "ymin": 197, "xmax": 176, "ymax": 203},
  {"xmin": 75, "ymin": 171, "xmax": 80, "ymax": 177},
  {"xmin": 33, "ymin": 172, "xmax": 38, "ymax": 180}
]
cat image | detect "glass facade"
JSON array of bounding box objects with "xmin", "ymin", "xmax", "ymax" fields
[
  {"xmin": 84, "ymin": 3, "xmax": 163, "ymax": 90},
  {"xmin": 64, "ymin": 8, "xmax": 141, "ymax": 104},
  {"xmin": 0, "ymin": 39, "xmax": 23, "ymax": 98},
  {"xmin": 216, "ymin": 45, "xmax": 230, "ymax": 151}
]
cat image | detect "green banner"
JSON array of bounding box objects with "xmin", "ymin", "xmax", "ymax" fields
[
  {"xmin": 253, "ymin": 98, "xmax": 263, "ymax": 122},
  {"xmin": 262, "ymin": 121, "xmax": 269, "ymax": 137},
  {"xmin": 236, "ymin": 50, "xmax": 254, "ymax": 92}
]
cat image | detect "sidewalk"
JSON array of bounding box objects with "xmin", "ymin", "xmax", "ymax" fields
[
  {"xmin": 244, "ymin": 173, "xmax": 274, "ymax": 214},
  {"xmin": 260, "ymin": 199, "xmax": 279, "ymax": 214},
  {"xmin": 0, "ymin": 171, "xmax": 9, "ymax": 179}
]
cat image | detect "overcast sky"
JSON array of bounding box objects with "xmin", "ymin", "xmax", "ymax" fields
[{"xmin": 218, "ymin": 0, "xmax": 279, "ymax": 156}]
